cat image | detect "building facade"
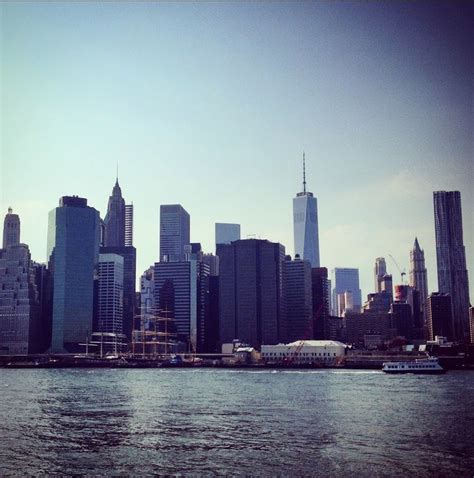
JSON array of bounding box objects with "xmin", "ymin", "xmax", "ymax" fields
[
  {"xmin": 2, "ymin": 208, "xmax": 20, "ymax": 249},
  {"xmin": 312, "ymin": 267, "xmax": 330, "ymax": 339},
  {"xmin": 124, "ymin": 203, "xmax": 134, "ymax": 247},
  {"xmin": 425, "ymin": 292, "xmax": 454, "ymax": 341},
  {"xmin": 48, "ymin": 196, "xmax": 100, "ymax": 353},
  {"xmin": 409, "ymin": 237, "xmax": 429, "ymax": 315},
  {"xmin": 215, "ymin": 223, "xmax": 240, "ymax": 246},
  {"xmin": 218, "ymin": 239, "xmax": 285, "ymax": 349},
  {"xmin": 160, "ymin": 204, "xmax": 190, "ymax": 262},
  {"xmin": 374, "ymin": 257, "xmax": 387, "ymax": 293},
  {"xmin": 433, "ymin": 191, "xmax": 471, "ymax": 341},
  {"xmin": 331, "ymin": 268, "xmax": 362, "ymax": 316},
  {"xmin": 104, "ymin": 179, "xmax": 126, "ymax": 248},
  {"xmin": 293, "ymin": 153, "xmax": 320, "ymax": 268}
]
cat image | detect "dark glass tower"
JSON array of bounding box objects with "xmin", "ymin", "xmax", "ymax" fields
[
  {"xmin": 160, "ymin": 205, "xmax": 190, "ymax": 262},
  {"xmin": 48, "ymin": 196, "xmax": 100, "ymax": 352},
  {"xmin": 434, "ymin": 191, "xmax": 470, "ymax": 341}
]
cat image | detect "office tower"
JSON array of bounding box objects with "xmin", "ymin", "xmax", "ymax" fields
[
  {"xmin": 425, "ymin": 293, "xmax": 454, "ymax": 341},
  {"xmin": 125, "ymin": 203, "xmax": 133, "ymax": 247},
  {"xmin": 48, "ymin": 196, "xmax": 100, "ymax": 353},
  {"xmin": 100, "ymin": 246, "xmax": 136, "ymax": 341},
  {"xmin": 207, "ymin": 276, "xmax": 220, "ymax": 352},
  {"xmin": 293, "ymin": 153, "xmax": 320, "ymax": 267},
  {"xmin": 97, "ymin": 253, "xmax": 124, "ymax": 335},
  {"xmin": 312, "ymin": 267, "xmax": 330, "ymax": 339},
  {"xmin": 2, "ymin": 207, "xmax": 20, "ymax": 248},
  {"xmin": 154, "ymin": 255, "xmax": 209, "ymax": 352},
  {"xmin": 374, "ymin": 257, "xmax": 387, "ymax": 293},
  {"xmin": 218, "ymin": 239, "xmax": 285, "ymax": 348},
  {"xmin": 140, "ymin": 267, "xmax": 155, "ymax": 330},
  {"xmin": 434, "ymin": 191, "xmax": 471, "ymax": 341},
  {"xmin": 470, "ymin": 307, "xmax": 474, "ymax": 344},
  {"xmin": 202, "ymin": 253, "xmax": 219, "ymax": 276},
  {"xmin": 390, "ymin": 302, "xmax": 413, "ymax": 339},
  {"xmin": 409, "ymin": 238, "xmax": 428, "ymax": 310},
  {"xmin": 331, "ymin": 268, "xmax": 362, "ymax": 316},
  {"xmin": 283, "ymin": 255, "xmax": 312, "ymax": 343},
  {"xmin": 380, "ymin": 274, "xmax": 393, "ymax": 300},
  {"xmin": 160, "ymin": 204, "xmax": 190, "ymax": 262},
  {"xmin": 215, "ymin": 223, "xmax": 241, "ymax": 246},
  {"xmin": 0, "ymin": 210, "xmax": 41, "ymax": 354},
  {"xmin": 104, "ymin": 179, "xmax": 126, "ymax": 248}
]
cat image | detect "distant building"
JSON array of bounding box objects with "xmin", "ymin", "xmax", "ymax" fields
[
  {"xmin": 380, "ymin": 274, "xmax": 393, "ymax": 300},
  {"xmin": 140, "ymin": 267, "xmax": 154, "ymax": 330},
  {"xmin": 331, "ymin": 268, "xmax": 362, "ymax": 316},
  {"xmin": 374, "ymin": 257, "xmax": 387, "ymax": 293},
  {"xmin": 48, "ymin": 196, "xmax": 100, "ymax": 353},
  {"xmin": 390, "ymin": 302, "xmax": 413, "ymax": 339},
  {"xmin": 311, "ymin": 267, "xmax": 330, "ymax": 339},
  {"xmin": 362, "ymin": 291, "xmax": 392, "ymax": 314},
  {"xmin": 215, "ymin": 223, "xmax": 240, "ymax": 247},
  {"xmin": 97, "ymin": 253, "xmax": 124, "ymax": 335},
  {"xmin": 104, "ymin": 179, "xmax": 126, "ymax": 248},
  {"xmin": 160, "ymin": 204, "xmax": 190, "ymax": 262},
  {"xmin": 470, "ymin": 307, "xmax": 474, "ymax": 344},
  {"xmin": 217, "ymin": 239, "xmax": 285, "ymax": 349},
  {"xmin": 125, "ymin": 203, "xmax": 134, "ymax": 247},
  {"xmin": 425, "ymin": 292, "xmax": 454, "ymax": 341},
  {"xmin": 202, "ymin": 253, "xmax": 219, "ymax": 276},
  {"xmin": 2, "ymin": 208, "xmax": 20, "ymax": 249},
  {"xmin": 0, "ymin": 209, "xmax": 41, "ymax": 354},
  {"xmin": 293, "ymin": 153, "xmax": 320, "ymax": 268},
  {"xmin": 409, "ymin": 238, "xmax": 428, "ymax": 314},
  {"xmin": 343, "ymin": 310, "xmax": 392, "ymax": 345},
  {"xmin": 434, "ymin": 191, "xmax": 470, "ymax": 341},
  {"xmin": 283, "ymin": 255, "xmax": 312, "ymax": 343}
]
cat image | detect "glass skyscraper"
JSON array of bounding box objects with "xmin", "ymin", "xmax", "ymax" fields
[
  {"xmin": 160, "ymin": 204, "xmax": 190, "ymax": 262},
  {"xmin": 433, "ymin": 191, "xmax": 470, "ymax": 341},
  {"xmin": 293, "ymin": 153, "xmax": 320, "ymax": 267},
  {"xmin": 48, "ymin": 196, "xmax": 100, "ymax": 352},
  {"xmin": 215, "ymin": 223, "xmax": 240, "ymax": 247},
  {"xmin": 331, "ymin": 267, "xmax": 362, "ymax": 316}
]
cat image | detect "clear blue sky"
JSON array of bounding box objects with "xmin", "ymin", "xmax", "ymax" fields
[{"xmin": 1, "ymin": 1, "xmax": 472, "ymax": 298}]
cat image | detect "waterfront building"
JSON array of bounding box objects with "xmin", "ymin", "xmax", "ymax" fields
[
  {"xmin": 104, "ymin": 179, "xmax": 126, "ymax": 248},
  {"xmin": 217, "ymin": 239, "xmax": 285, "ymax": 348},
  {"xmin": 2, "ymin": 208, "xmax": 20, "ymax": 249},
  {"xmin": 433, "ymin": 191, "xmax": 471, "ymax": 341},
  {"xmin": 160, "ymin": 204, "xmax": 190, "ymax": 262},
  {"xmin": 283, "ymin": 255, "xmax": 312, "ymax": 343},
  {"xmin": 331, "ymin": 268, "xmax": 362, "ymax": 316},
  {"xmin": 425, "ymin": 292, "xmax": 454, "ymax": 341},
  {"xmin": 390, "ymin": 302, "xmax": 413, "ymax": 339},
  {"xmin": 261, "ymin": 340, "xmax": 346, "ymax": 365},
  {"xmin": 343, "ymin": 310, "xmax": 392, "ymax": 345},
  {"xmin": 374, "ymin": 257, "xmax": 387, "ymax": 293},
  {"xmin": 47, "ymin": 196, "xmax": 100, "ymax": 353},
  {"xmin": 409, "ymin": 238, "xmax": 429, "ymax": 314},
  {"xmin": 97, "ymin": 253, "xmax": 124, "ymax": 334},
  {"xmin": 293, "ymin": 153, "xmax": 320, "ymax": 268},
  {"xmin": 0, "ymin": 210, "xmax": 41, "ymax": 354},
  {"xmin": 125, "ymin": 203, "xmax": 134, "ymax": 247},
  {"xmin": 154, "ymin": 253, "xmax": 209, "ymax": 352},
  {"xmin": 215, "ymin": 223, "xmax": 240, "ymax": 247},
  {"xmin": 312, "ymin": 267, "xmax": 330, "ymax": 339}
]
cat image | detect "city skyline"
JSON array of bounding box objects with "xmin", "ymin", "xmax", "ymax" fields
[{"xmin": 1, "ymin": 2, "xmax": 472, "ymax": 300}]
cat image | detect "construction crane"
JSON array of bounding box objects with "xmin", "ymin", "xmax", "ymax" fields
[{"xmin": 388, "ymin": 254, "xmax": 406, "ymax": 285}]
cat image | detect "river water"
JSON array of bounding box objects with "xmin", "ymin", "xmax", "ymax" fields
[{"xmin": 1, "ymin": 369, "xmax": 473, "ymax": 476}]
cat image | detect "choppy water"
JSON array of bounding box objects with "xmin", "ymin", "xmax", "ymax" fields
[{"xmin": 1, "ymin": 369, "xmax": 473, "ymax": 476}]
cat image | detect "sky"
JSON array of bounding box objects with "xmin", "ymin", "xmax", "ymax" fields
[{"xmin": 1, "ymin": 1, "xmax": 473, "ymax": 299}]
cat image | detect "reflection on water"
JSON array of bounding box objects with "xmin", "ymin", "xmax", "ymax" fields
[{"xmin": 1, "ymin": 369, "xmax": 473, "ymax": 476}]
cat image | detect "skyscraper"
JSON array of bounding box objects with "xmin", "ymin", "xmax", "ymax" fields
[
  {"xmin": 433, "ymin": 191, "xmax": 470, "ymax": 341},
  {"xmin": 312, "ymin": 267, "xmax": 330, "ymax": 339},
  {"xmin": 0, "ymin": 209, "xmax": 41, "ymax": 354},
  {"xmin": 2, "ymin": 207, "xmax": 20, "ymax": 249},
  {"xmin": 125, "ymin": 203, "xmax": 134, "ymax": 247},
  {"xmin": 293, "ymin": 153, "xmax": 320, "ymax": 268},
  {"xmin": 48, "ymin": 196, "xmax": 100, "ymax": 352},
  {"xmin": 160, "ymin": 205, "xmax": 190, "ymax": 262},
  {"xmin": 409, "ymin": 237, "xmax": 428, "ymax": 313},
  {"xmin": 331, "ymin": 268, "xmax": 362, "ymax": 316},
  {"xmin": 374, "ymin": 257, "xmax": 387, "ymax": 293},
  {"xmin": 425, "ymin": 293, "xmax": 454, "ymax": 341},
  {"xmin": 218, "ymin": 239, "xmax": 285, "ymax": 348},
  {"xmin": 215, "ymin": 223, "xmax": 240, "ymax": 247},
  {"xmin": 104, "ymin": 179, "xmax": 126, "ymax": 248}
]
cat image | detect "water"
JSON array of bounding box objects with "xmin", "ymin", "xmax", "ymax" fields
[{"xmin": 1, "ymin": 369, "xmax": 473, "ymax": 476}]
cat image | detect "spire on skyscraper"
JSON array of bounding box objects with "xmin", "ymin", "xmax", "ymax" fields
[
  {"xmin": 302, "ymin": 151, "xmax": 306, "ymax": 194},
  {"xmin": 414, "ymin": 237, "xmax": 421, "ymax": 251}
]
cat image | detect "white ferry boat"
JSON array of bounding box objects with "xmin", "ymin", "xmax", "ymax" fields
[{"xmin": 382, "ymin": 357, "xmax": 446, "ymax": 374}]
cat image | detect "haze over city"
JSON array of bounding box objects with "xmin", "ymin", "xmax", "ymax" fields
[{"xmin": 1, "ymin": 1, "xmax": 473, "ymax": 297}]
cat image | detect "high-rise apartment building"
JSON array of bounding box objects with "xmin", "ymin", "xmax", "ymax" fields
[
  {"xmin": 0, "ymin": 210, "xmax": 41, "ymax": 354},
  {"xmin": 283, "ymin": 256, "xmax": 312, "ymax": 343},
  {"xmin": 409, "ymin": 237, "xmax": 429, "ymax": 317},
  {"xmin": 48, "ymin": 196, "xmax": 100, "ymax": 352},
  {"xmin": 218, "ymin": 239, "xmax": 285, "ymax": 348},
  {"xmin": 374, "ymin": 257, "xmax": 387, "ymax": 293},
  {"xmin": 215, "ymin": 223, "xmax": 240, "ymax": 247},
  {"xmin": 2, "ymin": 208, "xmax": 20, "ymax": 249},
  {"xmin": 97, "ymin": 253, "xmax": 124, "ymax": 335},
  {"xmin": 425, "ymin": 293, "xmax": 454, "ymax": 341},
  {"xmin": 434, "ymin": 191, "xmax": 470, "ymax": 341},
  {"xmin": 125, "ymin": 204, "xmax": 134, "ymax": 247},
  {"xmin": 160, "ymin": 205, "xmax": 190, "ymax": 262},
  {"xmin": 104, "ymin": 179, "xmax": 126, "ymax": 248},
  {"xmin": 331, "ymin": 268, "xmax": 362, "ymax": 316},
  {"xmin": 293, "ymin": 153, "xmax": 320, "ymax": 268}
]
